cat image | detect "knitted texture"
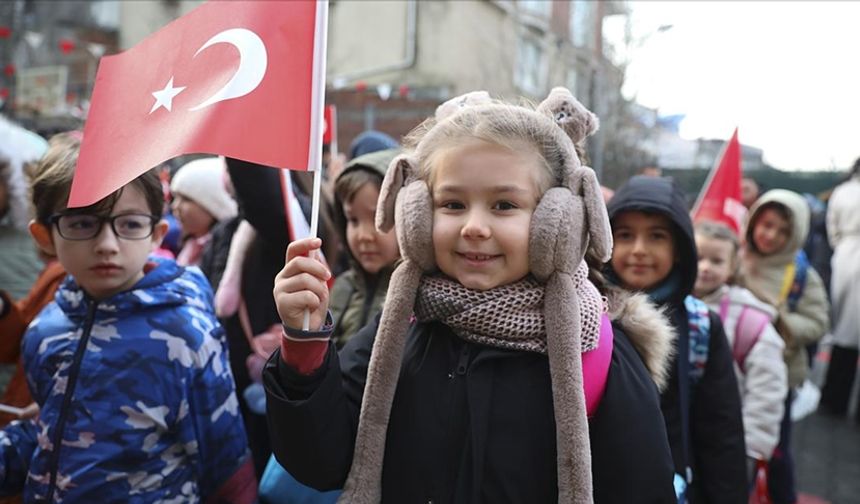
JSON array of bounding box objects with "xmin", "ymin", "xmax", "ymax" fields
[{"xmin": 416, "ymin": 262, "xmax": 603, "ymax": 354}]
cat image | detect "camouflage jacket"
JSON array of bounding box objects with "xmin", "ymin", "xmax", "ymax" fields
[{"xmin": 0, "ymin": 259, "xmax": 249, "ymax": 502}]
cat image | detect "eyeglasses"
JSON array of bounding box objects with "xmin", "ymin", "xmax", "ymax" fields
[{"xmin": 49, "ymin": 213, "xmax": 159, "ymax": 241}]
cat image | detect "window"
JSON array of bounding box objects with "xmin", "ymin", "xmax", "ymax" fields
[
  {"xmin": 514, "ymin": 35, "xmax": 546, "ymax": 96},
  {"xmin": 570, "ymin": 0, "xmax": 594, "ymax": 48}
]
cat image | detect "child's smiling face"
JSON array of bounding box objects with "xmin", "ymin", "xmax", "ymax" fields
[
  {"xmin": 610, "ymin": 211, "xmax": 677, "ymax": 291},
  {"xmin": 751, "ymin": 207, "xmax": 791, "ymax": 256},
  {"xmin": 431, "ymin": 143, "xmax": 543, "ymax": 291},
  {"xmin": 694, "ymin": 234, "xmax": 736, "ymax": 297}
]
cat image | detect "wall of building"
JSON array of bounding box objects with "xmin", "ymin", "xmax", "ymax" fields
[{"xmin": 119, "ymin": 0, "xmax": 202, "ymax": 50}]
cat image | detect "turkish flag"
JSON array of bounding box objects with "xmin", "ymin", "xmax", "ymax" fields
[
  {"xmin": 691, "ymin": 128, "xmax": 746, "ymax": 235},
  {"xmin": 70, "ymin": 0, "xmax": 327, "ymax": 207}
]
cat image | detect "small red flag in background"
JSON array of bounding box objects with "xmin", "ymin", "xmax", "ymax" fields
[
  {"xmin": 322, "ymin": 105, "xmax": 336, "ymax": 146},
  {"xmin": 58, "ymin": 38, "xmax": 76, "ymax": 55},
  {"xmin": 691, "ymin": 128, "xmax": 746, "ymax": 235},
  {"xmin": 70, "ymin": 0, "xmax": 326, "ymax": 207}
]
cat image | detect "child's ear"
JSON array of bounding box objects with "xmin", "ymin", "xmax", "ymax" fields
[
  {"xmin": 28, "ymin": 220, "xmax": 57, "ymax": 256},
  {"xmin": 150, "ymin": 220, "xmax": 169, "ymax": 250}
]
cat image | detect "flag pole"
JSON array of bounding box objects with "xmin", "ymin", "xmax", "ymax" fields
[
  {"xmin": 303, "ymin": 0, "xmax": 329, "ymax": 330},
  {"xmin": 691, "ymin": 127, "xmax": 737, "ymax": 217}
]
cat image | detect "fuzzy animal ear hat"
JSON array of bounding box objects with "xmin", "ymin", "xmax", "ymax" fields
[{"xmin": 339, "ymin": 88, "xmax": 611, "ymax": 504}]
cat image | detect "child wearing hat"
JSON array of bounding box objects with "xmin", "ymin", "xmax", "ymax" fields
[
  {"xmin": 170, "ymin": 157, "xmax": 237, "ymax": 266},
  {"xmin": 264, "ymin": 89, "xmax": 679, "ymax": 503}
]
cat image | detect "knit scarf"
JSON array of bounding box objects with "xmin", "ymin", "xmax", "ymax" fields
[{"xmin": 415, "ymin": 272, "xmax": 601, "ymax": 354}]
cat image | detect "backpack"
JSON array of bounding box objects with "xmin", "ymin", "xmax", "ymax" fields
[
  {"xmin": 718, "ymin": 295, "xmax": 772, "ymax": 374},
  {"xmin": 685, "ymin": 296, "xmax": 711, "ymax": 385},
  {"xmin": 780, "ymin": 250, "xmax": 809, "ymax": 312},
  {"xmin": 676, "ymin": 295, "xmax": 712, "ymax": 501},
  {"xmin": 583, "ymin": 314, "xmax": 614, "ymax": 418}
]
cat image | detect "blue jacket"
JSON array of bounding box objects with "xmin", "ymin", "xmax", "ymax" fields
[{"xmin": 0, "ymin": 259, "xmax": 249, "ymax": 502}]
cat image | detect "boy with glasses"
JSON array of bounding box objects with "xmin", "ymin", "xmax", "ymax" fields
[{"xmin": 0, "ymin": 135, "xmax": 255, "ymax": 502}]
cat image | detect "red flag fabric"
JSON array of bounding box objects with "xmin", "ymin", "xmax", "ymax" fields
[
  {"xmin": 691, "ymin": 128, "xmax": 746, "ymax": 235},
  {"xmin": 70, "ymin": 0, "xmax": 326, "ymax": 207},
  {"xmin": 322, "ymin": 105, "xmax": 336, "ymax": 146}
]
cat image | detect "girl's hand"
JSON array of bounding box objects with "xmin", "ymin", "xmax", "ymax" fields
[{"xmin": 273, "ymin": 238, "xmax": 331, "ymax": 331}]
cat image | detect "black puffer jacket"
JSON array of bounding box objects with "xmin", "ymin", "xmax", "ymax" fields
[
  {"xmin": 264, "ymin": 314, "xmax": 677, "ymax": 503},
  {"xmin": 607, "ymin": 176, "xmax": 748, "ymax": 504}
]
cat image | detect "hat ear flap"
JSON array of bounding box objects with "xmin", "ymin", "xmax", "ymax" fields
[
  {"xmin": 569, "ymin": 167, "xmax": 613, "ymax": 263},
  {"xmin": 376, "ymin": 154, "xmax": 415, "ymax": 233}
]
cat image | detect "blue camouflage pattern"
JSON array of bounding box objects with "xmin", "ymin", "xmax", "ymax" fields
[{"xmin": 0, "ymin": 259, "xmax": 249, "ymax": 502}]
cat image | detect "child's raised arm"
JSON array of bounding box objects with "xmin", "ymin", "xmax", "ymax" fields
[{"xmin": 274, "ymin": 238, "xmax": 331, "ymax": 331}]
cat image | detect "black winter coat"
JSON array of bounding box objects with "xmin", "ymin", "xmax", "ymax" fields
[
  {"xmin": 264, "ymin": 316, "xmax": 677, "ymax": 503},
  {"xmin": 607, "ymin": 176, "xmax": 748, "ymax": 504}
]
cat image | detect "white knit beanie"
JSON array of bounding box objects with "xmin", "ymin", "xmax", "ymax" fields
[{"xmin": 170, "ymin": 157, "xmax": 238, "ymax": 222}]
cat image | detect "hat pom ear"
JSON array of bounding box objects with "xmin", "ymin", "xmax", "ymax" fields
[
  {"xmin": 376, "ymin": 154, "xmax": 416, "ymax": 233},
  {"xmin": 434, "ymin": 91, "xmax": 492, "ymax": 121},
  {"xmin": 537, "ymin": 87, "xmax": 599, "ymax": 145}
]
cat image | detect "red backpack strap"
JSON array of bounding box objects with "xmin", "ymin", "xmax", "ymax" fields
[
  {"xmin": 583, "ymin": 314, "xmax": 614, "ymax": 418},
  {"xmin": 732, "ymin": 306, "xmax": 771, "ymax": 373}
]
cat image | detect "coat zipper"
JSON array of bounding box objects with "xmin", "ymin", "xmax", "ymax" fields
[{"xmin": 44, "ymin": 300, "xmax": 98, "ymax": 502}]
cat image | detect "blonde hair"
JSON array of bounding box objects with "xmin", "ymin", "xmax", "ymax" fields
[{"xmin": 405, "ymin": 101, "xmax": 565, "ymax": 197}]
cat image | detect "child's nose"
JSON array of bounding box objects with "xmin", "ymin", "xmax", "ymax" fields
[
  {"xmin": 461, "ymin": 211, "xmax": 490, "ymax": 238},
  {"xmin": 93, "ymin": 222, "xmax": 121, "ymax": 253},
  {"xmin": 357, "ymin": 221, "xmax": 375, "ymax": 241},
  {"xmin": 631, "ymin": 236, "xmax": 647, "ymax": 254}
]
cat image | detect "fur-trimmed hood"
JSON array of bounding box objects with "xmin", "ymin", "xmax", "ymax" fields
[{"xmin": 605, "ymin": 285, "xmax": 676, "ymax": 391}]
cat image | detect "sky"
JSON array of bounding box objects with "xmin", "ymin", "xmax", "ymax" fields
[{"xmin": 603, "ymin": 1, "xmax": 860, "ymax": 171}]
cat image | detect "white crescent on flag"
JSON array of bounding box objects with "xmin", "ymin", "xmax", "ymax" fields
[{"xmin": 188, "ymin": 28, "xmax": 268, "ymax": 111}]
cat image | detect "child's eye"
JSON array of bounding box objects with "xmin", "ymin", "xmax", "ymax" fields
[
  {"xmin": 613, "ymin": 230, "xmax": 632, "ymax": 241},
  {"xmin": 347, "ymin": 217, "xmax": 359, "ymax": 226},
  {"xmin": 493, "ymin": 201, "xmax": 518, "ymax": 211},
  {"xmin": 65, "ymin": 216, "xmax": 98, "ymax": 230},
  {"xmin": 439, "ymin": 201, "xmax": 465, "ymax": 210}
]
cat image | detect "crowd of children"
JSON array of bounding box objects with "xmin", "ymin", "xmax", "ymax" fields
[{"xmin": 0, "ymin": 82, "xmax": 848, "ymax": 503}]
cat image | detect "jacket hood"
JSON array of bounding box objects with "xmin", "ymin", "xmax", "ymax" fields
[
  {"xmin": 333, "ymin": 148, "xmax": 401, "ymax": 271},
  {"xmin": 606, "ymin": 176, "xmax": 697, "ymax": 301},
  {"xmin": 745, "ymin": 189, "xmax": 809, "ymax": 261},
  {"xmin": 55, "ymin": 259, "xmax": 213, "ymax": 320},
  {"xmin": 339, "ymin": 148, "xmax": 400, "ymax": 181}
]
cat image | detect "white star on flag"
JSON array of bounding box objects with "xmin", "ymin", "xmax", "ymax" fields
[{"xmin": 150, "ymin": 77, "xmax": 186, "ymax": 114}]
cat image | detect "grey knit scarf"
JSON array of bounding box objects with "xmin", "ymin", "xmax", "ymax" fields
[{"xmin": 415, "ymin": 272, "xmax": 601, "ymax": 354}]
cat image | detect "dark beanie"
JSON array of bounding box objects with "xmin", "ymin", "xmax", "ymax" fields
[{"xmin": 348, "ymin": 130, "xmax": 398, "ymax": 159}]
